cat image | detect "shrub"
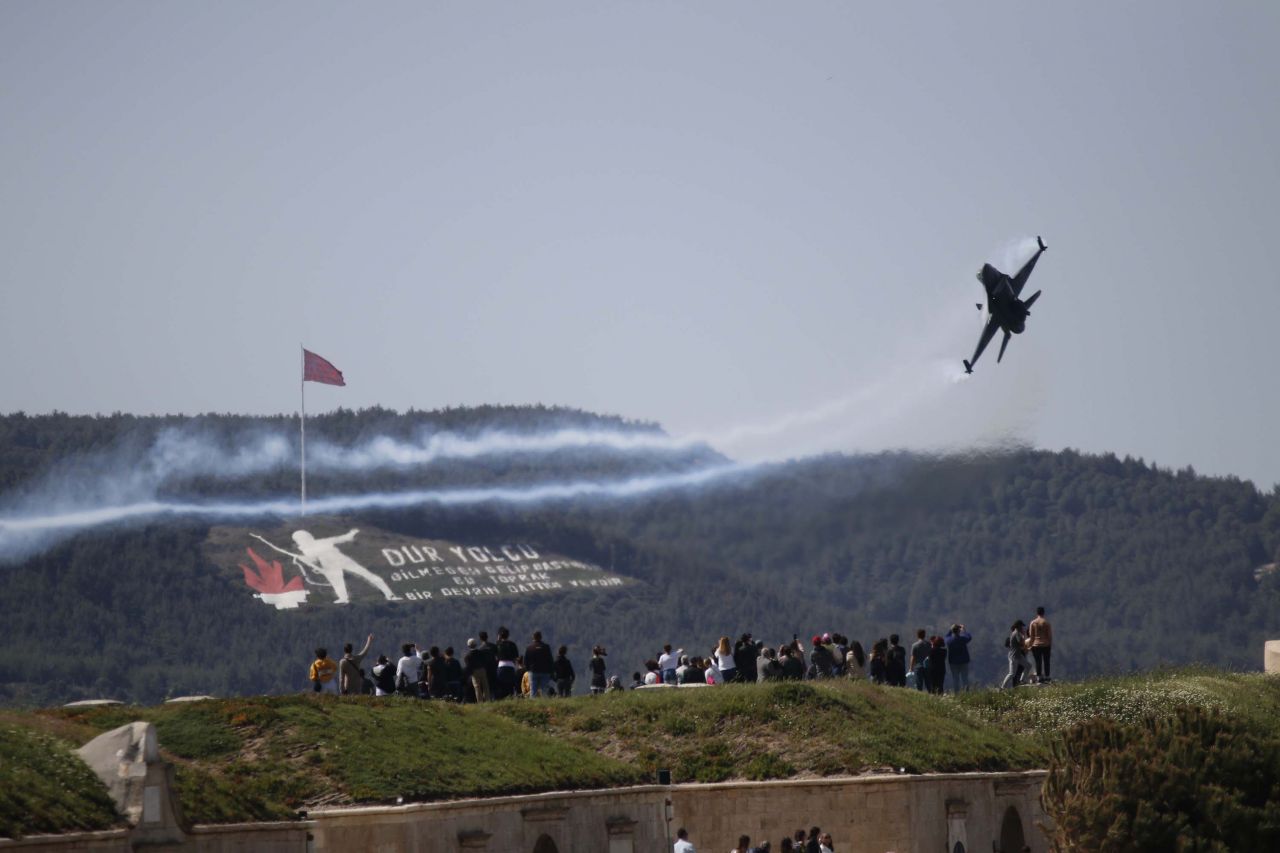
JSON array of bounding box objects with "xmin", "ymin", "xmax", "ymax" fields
[{"xmin": 1042, "ymin": 705, "xmax": 1280, "ymax": 851}]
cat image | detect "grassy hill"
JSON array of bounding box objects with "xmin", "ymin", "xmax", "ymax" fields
[{"xmin": 4, "ymin": 670, "xmax": 1279, "ymax": 839}]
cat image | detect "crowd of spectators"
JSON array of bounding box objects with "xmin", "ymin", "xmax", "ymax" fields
[
  {"xmin": 675, "ymin": 825, "xmax": 837, "ymax": 853},
  {"xmin": 307, "ymin": 608, "xmax": 1054, "ymax": 699}
]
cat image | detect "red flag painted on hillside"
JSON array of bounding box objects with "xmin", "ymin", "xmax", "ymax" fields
[{"xmin": 303, "ymin": 349, "xmax": 345, "ymax": 386}]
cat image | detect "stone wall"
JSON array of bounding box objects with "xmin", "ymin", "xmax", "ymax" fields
[
  {"xmin": 306, "ymin": 787, "xmax": 670, "ymax": 853},
  {"xmin": 4, "ymin": 723, "xmax": 1048, "ymax": 853},
  {"xmin": 1266, "ymin": 640, "xmax": 1280, "ymax": 674},
  {"xmin": 669, "ymin": 772, "xmax": 1047, "ymax": 853}
]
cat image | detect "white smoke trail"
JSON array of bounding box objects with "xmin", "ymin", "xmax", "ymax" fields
[{"xmin": 0, "ymin": 460, "xmax": 756, "ymax": 543}]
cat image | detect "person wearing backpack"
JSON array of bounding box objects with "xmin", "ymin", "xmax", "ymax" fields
[
  {"xmin": 372, "ymin": 655, "xmax": 396, "ymax": 696},
  {"xmin": 308, "ymin": 647, "xmax": 337, "ymax": 693},
  {"xmin": 395, "ymin": 643, "xmax": 424, "ymax": 697}
]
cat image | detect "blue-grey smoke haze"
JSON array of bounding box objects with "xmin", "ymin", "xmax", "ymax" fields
[{"xmin": 2, "ymin": 3, "xmax": 1279, "ymax": 486}]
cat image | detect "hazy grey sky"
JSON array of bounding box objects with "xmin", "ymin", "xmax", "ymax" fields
[{"xmin": 3, "ymin": 3, "xmax": 1279, "ymax": 486}]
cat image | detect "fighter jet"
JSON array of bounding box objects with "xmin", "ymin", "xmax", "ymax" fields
[{"xmin": 963, "ymin": 236, "xmax": 1047, "ymax": 374}]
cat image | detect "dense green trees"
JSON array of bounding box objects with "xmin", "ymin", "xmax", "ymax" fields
[{"xmin": 1, "ymin": 408, "xmax": 1278, "ymax": 706}]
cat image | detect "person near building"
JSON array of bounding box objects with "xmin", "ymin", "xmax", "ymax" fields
[
  {"xmin": 1029, "ymin": 606, "xmax": 1053, "ymax": 683},
  {"xmin": 945, "ymin": 623, "xmax": 973, "ymax": 692},
  {"xmin": 673, "ymin": 827, "xmax": 696, "ymax": 853}
]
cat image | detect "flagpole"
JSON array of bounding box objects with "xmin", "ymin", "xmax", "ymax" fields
[{"xmin": 300, "ymin": 345, "xmax": 307, "ymax": 514}]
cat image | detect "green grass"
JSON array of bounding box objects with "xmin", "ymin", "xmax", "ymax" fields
[
  {"xmin": 489, "ymin": 680, "xmax": 1048, "ymax": 781},
  {"xmin": 0, "ymin": 722, "xmax": 121, "ymax": 839},
  {"xmin": 4, "ymin": 670, "xmax": 1279, "ymax": 839},
  {"xmin": 955, "ymin": 667, "xmax": 1280, "ymax": 735}
]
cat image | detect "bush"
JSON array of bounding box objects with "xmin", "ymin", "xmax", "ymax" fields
[{"xmin": 1042, "ymin": 705, "xmax": 1280, "ymax": 851}]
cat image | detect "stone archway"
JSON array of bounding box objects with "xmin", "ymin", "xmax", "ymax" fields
[
  {"xmin": 532, "ymin": 834, "xmax": 560, "ymax": 853},
  {"xmin": 999, "ymin": 805, "xmax": 1027, "ymax": 852}
]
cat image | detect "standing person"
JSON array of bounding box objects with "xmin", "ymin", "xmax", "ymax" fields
[
  {"xmin": 909, "ymin": 629, "xmax": 930, "ymax": 691},
  {"xmin": 714, "ymin": 637, "xmax": 737, "ymax": 683},
  {"xmin": 809, "ymin": 636, "xmax": 834, "ymax": 679},
  {"xmin": 927, "ymin": 636, "xmax": 948, "ymax": 694},
  {"xmin": 395, "ymin": 643, "xmax": 423, "ymax": 696},
  {"xmin": 886, "ymin": 634, "xmax": 907, "ymax": 687},
  {"xmin": 845, "ymin": 641, "xmax": 867, "ymax": 680},
  {"xmin": 818, "ymin": 833, "xmax": 834, "ymax": 853},
  {"xmin": 588, "ymin": 645, "xmax": 608, "ymax": 694},
  {"xmin": 443, "ymin": 647, "xmax": 464, "ymax": 701},
  {"xmin": 779, "ymin": 645, "xmax": 805, "ymax": 680},
  {"xmin": 478, "ymin": 631, "xmax": 499, "ymax": 697},
  {"xmin": 658, "ymin": 644, "xmax": 682, "ymax": 686},
  {"xmin": 779, "ymin": 839, "xmax": 794, "ymax": 853},
  {"xmin": 945, "ymin": 623, "xmax": 973, "ymax": 693},
  {"xmin": 309, "ymin": 647, "xmax": 337, "ymax": 693},
  {"xmin": 554, "ymin": 645, "xmax": 576, "ymax": 697},
  {"xmin": 495, "ymin": 627, "xmax": 520, "ymax": 699},
  {"xmin": 338, "ymin": 634, "xmax": 373, "ymax": 695},
  {"xmin": 464, "ymin": 639, "xmax": 491, "ymax": 702},
  {"xmin": 424, "ymin": 646, "xmax": 448, "ymax": 699},
  {"xmin": 372, "ymin": 654, "xmax": 396, "ymax": 696},
  {"xmin": 1002, "ymin": 620, "xmax": 1030, "ymax": 689},
  {"xmin": 735, "ymin": 634, "xmax": 761, "ymax": 683},
  {"xmin": 868, "ymin": 640, "xmax": 888, "ymax": 684},
  {"xmin": 1029, "ymin": 606, "xmax": 1053, "ymax": 683},
  {"xmin": 524, "ymin": 631, "xmax": 555, "ymax": 697},
  {"xmin": 805, "ymin": 827, "xmax": 821, "ymax": 853},
  {"xmin": 731, "ymin": 835, "xmax": 752, "ymax": 853},
  {"xmin": 673, "ymin": 827, "xmax": 696, "ymax": 853},
  {"xmin": 757, "ymin": 647, "xmax": 783, "ymax": 682}
]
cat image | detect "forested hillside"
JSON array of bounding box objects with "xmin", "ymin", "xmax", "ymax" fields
[{"xmin": 1, "ymin": 408, "xmax": 1278, "ymax": 706}]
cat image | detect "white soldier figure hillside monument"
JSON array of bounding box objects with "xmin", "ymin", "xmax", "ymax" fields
[{"xmin": 253, "ymin": 529, "xmax": 400, "ymax": 604}]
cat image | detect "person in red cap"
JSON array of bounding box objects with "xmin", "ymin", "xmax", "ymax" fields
[{"xmin": 810, "ymin": 634, "xmax": 835, "ymax": 678}]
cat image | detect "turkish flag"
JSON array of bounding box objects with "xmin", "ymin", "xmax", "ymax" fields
[{"xmin": 303, "ymin": 349, "xmax": 346, "ymax": 386}]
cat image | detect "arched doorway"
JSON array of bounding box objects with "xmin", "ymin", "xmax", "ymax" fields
[
  {"xmin": 999, "ymin": 805, "xmax": 1027, "ymax": 852},
  {"xmin": 532, "ymin": 834, "xmax": 560, "ymax": 853}
]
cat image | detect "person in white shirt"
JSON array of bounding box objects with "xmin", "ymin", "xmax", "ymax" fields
[
  {"xmin": 658, "ymin": 644, "xmax": 683, "ymax": 685},
  {"xmin": 673, "ymin": 827, "xmax": 696, "ymax": 853},
  {"xmin": 395, "ymin": 643, "xmax": 423, "ymax": 696}
]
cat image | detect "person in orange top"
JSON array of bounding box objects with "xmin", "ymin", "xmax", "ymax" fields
[
  {"xmin": 309, "ymin": 647, "xmax": 338, "ymax": 693},
  {"xmin": 1029, "ymin": 606, "xmax": 1054, "ymax": 683}
]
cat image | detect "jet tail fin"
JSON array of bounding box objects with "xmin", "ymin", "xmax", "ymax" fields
[
  {"xmin": 1024, "ymin": 290, "xmax": 1042, "ymax": 311},
  {"xmin": 1037, "ymin": 235, "xmax": 1047, "ymax": 251},
  {"xmin": 963, "ymin": 360, "xmax": 973, "ymax": 374}
]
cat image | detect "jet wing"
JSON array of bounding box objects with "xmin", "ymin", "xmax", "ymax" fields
[
  {"xmin": 964, "ymin": 315, "xmax": 1000, "ymax": 374},
  {"xmin": 1010, "ymin": 239, "xmax": 1046, "ymax": 297}
]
